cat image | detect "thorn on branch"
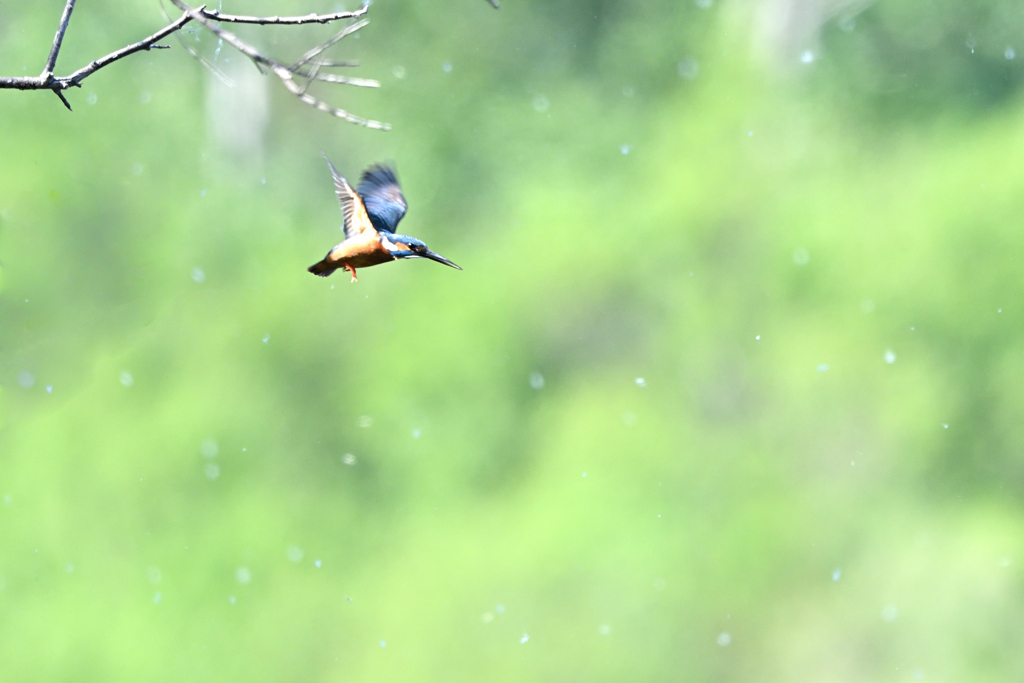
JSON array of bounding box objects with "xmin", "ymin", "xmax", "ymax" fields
[{"xmin": 53, "ymin": 88, "xmax": 72, "ymax": 111}]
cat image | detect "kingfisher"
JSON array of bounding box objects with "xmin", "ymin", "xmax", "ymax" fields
[{"xmin": 308, "ymin": 156, "xmax": 462, "ymax": 281}]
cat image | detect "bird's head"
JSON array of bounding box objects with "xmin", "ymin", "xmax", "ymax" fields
[{"xmin": 382, "ymin": 234, "xmax": 462, "ymax": 270}]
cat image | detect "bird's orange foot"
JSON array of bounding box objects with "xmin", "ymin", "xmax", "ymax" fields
[{"xmin": 344, "ymin": 264, "xmax": 358, "ymax": 283}]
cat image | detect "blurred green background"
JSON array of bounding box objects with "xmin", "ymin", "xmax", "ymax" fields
[{"xmin": 3, "ymin": 0, "xmax": 1024, "ymax": 680}]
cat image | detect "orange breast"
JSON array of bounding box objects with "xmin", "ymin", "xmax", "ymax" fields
[{"xmin": 327, "ymin": 235, "xmax": 394, "ymax": 268}]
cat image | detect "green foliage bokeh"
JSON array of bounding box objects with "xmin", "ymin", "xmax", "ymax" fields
[{"xmin": 3, "ymin": 0, "xmax": 1024, "ymax": 680}]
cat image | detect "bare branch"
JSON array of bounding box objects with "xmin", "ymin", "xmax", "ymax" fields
[
  {"xmin": 170, "ymin": 0, "xmax": 390, "ymax": 130},
  {"xmin": 313, "ymin": 60, "xmax": 360, "ymax": 68},
  {"xmin": 0, "ymin": 1, "xmax": 386, "ymax": 129},
  {"xmin": 298, "ymin": 72, "xmax": 379, "ymax": 88},
  {"xmin": 202, "ymin": 5, "xmax": 368, "ymax": 25},
  {"xmin": 64, "ymin": 12, "xmax": 194, "ymax": 87},
  {"xmin": 289, "ymin": 19, "xmax": 369, "ymax": 70},
  {"xmin": 43, "ymin": 0, "xmax": 77, "ymax": 77},
  {"xmin": 485, "ymin": 0, "xmax": 500, "ymax": 8}
]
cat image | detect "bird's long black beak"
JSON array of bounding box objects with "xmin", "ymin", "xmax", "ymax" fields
[{"xmin": 422, "ymin": 249, "xmax": 462, "ymax": 270}]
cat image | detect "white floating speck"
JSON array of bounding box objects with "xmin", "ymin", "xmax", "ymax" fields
[
  {"xmin": 235, "ymin": 566, "xmax": 251, "ymax": 584},
  {"xmin": 481, "ymin": 612, "xmax": 494, "ymax": 623},
  {"xmin": 286, "ymin": 546, "xmax": 304, "ymax": 562},
  {"xmin": 532, "ymin": 95, "xmax": 549, "ymax": 112},
  {"xmin": 717, "ymin": 632, "xmax": 732, "ymax": 646},
  {"xmin": 120, "ymin": 371, "xmax": 133, "ymax": 387},
  {"xmin": 204, "ymin": 463, "xmax": 220, "ymax": 480},
  {"xmin": 800, "ymin": 50, "xmax": 815, "ymax": 64},
  {"xmin": 17, "ymin": 371, "xmax": 34, "ymax": 388},
  {"xmin": 199, "ymin": 188, "xmax": 207, "ymax": 198},
  {"xmin": 86, "ymin": 92, "xmax": 97, "ymax": 105},
  {"xmin": 46, "ymin": 385, "xmax": 53, "ymax": 393},
  {"xmin": 262, "ymin": 334, "xmax": 269, "ymax": 344},
  {"xmin": 64, "ymin": 563, "xmax": 74, "ymax": 574},
  {"xmin": 412, "ymin": 428, "xmax": 421, "ymax": 439},
  {"xmin": 153, "ymin": 591, "xmax": 161, "ymax": 604},
  {"xmin": 201, "ymin": 439, "xmax": 219, "ymax": 458},
  {"xmin": 635, "ymin": 377, "xmax": 646, "ymax": 387},
  {"xmin": 942, "ymin": 423, "xmax": 949, "ymax": 429},
  {"xmin": 881, "ymin": 605, "xmax": 898, "ymax": 622},
  {"xmin": 191, "ymin": 267, "xmax": 205, "ymax": 283},
  {"xmin": 147, "ymin": 567, "xmax": 163, "ymax": 585},
  {"xmin": 358, "ymin": 415, "xmax": 374, "ymax": 428},
  {"xmin": 342, "ymin": 453, "xmax": 357, "ymax": 466},
  {"xmin": 884, "ymin": 350, "xmax": 896, "ymax": 364},
  {"xmin": 622, "ymin": 85, "xmax": 634, "ymax": 97},
  {"xmin": 442, "ymin": 61, "xmax": 452, "ymax": 73},
  {"xmin": 622, "ymin": 412, "xmax": 637, "ymax": 426},
  {"xmin": 379, "ymin": 640, "xmax": 387, "ymax": 647},
  {"xmin": 529, "ymin": 372, "xmax": 545, "ymax": 390},
  {"xmin": 315, "ymin": 559, "xmax": 322, "ymax": 568},
  {"xmin": 677, "ymin": 57, "xmax": 698, "ymax": 79},
  {"xmin": 520, "ymin": 633, "xmax": 529, "ymax": 644},
  {"xmin": 131, "ymin": 163, "xmax": 143, "ymax": 176},
  {"xmin": 695, "ymin": 0, "xmax": 712, "ymax": 7},
  {"xmin": 1006, "ymin": 47, "xmax": 1016, "ymax": 60},
  {"xmin": 495, "ymin": 604, "xmax": 504, "ymax": 614},
  {"xmin": 793, "ymin": 247, "xmax": 809, "ymax": 265},
  {"xmin": 620, "ymin": 144, "xmax": 631, "ymax": 155},
  {"xmin": 860, "ymin": 299, "xmax": 875, "ymax": 313},
  {"xmin": 392, "ymin": 65, "xmax": 406, "ymax": 79},
  {"xmin": 832, "ymin": 568, "xmax": 841, "ymax": 581},
  {"xmin": 228, "ymin": 595, "xmax": 236, "ymax": 604},
  {"xmin": 817, "ymin": 364, "xmax": 829, "ymax": 373},
  {"xmin": 599, "ymin": 624, "xmax": 611, "ymax": 635}
]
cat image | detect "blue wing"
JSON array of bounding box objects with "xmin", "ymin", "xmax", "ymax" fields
[{"xmin": 357, "ymin": 164, "xmax": 407, "ymax": 234}]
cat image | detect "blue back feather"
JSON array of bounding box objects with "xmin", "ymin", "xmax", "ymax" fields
[{"xmin": 357, "ymin": 165, "xmax": 407, "ymax": 234}]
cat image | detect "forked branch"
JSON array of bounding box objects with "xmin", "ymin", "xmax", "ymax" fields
[{"xmin": 0, "ymin": 0, "xmax": 387, "ymax": 128}]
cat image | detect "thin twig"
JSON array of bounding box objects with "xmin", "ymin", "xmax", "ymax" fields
[
  {"xmin": 202, "ymin": 6, "xmax": 367, "ymax": 25},
  {"xmin": 43, "ymin": 0, "xmax": 77, "ymax": 77},
  {"xmin": 160, "ymin": 0, "xmax": 235, "ymax": 88},
  {"xmin": 289, "ymin": 19, "xmax": 369, "ymax": 70},
  {"xmin": 297, "ymin": 72, "xmax": 379, "ymax": 88},
  {"xmin": 297, "ymin": 55, "xmax": 325, "ymax": 96},
  {"xmin": 485, "ymin": 0, "xmax": 500, "ymax": 8},
  {"xmin": 312, "ymin": 60, "xmax": 360, "ymax": 68},
  {"xmin": 63, "ymin": 14, "xmax": 190, "ymax": 87},
  {"xmin": 170, "ymin": 0, "xmax": 389, "ymax": 130}
]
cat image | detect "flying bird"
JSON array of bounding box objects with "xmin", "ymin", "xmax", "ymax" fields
[{"xmin": 308, "ymin": 156, "xmax": 462, "ymax": 282}]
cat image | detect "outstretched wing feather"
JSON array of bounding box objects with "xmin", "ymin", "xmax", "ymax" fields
[{"xmin": 323, "ymin": 155, "xmax": 374, "ymax": 239}]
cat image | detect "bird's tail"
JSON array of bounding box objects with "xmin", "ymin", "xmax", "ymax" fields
[{"xmin": 307, "ymin": 259, "xmax": 334, "ymax": 277}]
